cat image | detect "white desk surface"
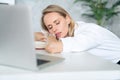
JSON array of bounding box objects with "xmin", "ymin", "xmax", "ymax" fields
[{"xmin": 0, "ymin": 50, "xmax": 120, "ymax": 80}]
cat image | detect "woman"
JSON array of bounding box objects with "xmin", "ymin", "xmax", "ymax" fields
[{"xmin": 35, "ymin": 5, "xmax": 120, "ymax": 64}]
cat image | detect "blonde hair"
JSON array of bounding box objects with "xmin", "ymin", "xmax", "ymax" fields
[{"xmin": 41, "ymin": 5, "xmax": 75, "ymax": 37}]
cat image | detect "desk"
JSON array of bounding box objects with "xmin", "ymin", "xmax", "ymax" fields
[{"xmin": 0, "ymin": 50, "xmax": 120, "ymax": 80}]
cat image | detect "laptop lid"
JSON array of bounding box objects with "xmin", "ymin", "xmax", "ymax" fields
[
  {"xmin": 0, "ymin": 5, "xmax": 64, "ymax": 71},
  {"xmin": 0, "ymin": 5, "xmax": 38, "ymax": 70}
]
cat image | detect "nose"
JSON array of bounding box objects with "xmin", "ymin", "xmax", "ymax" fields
[{"xmin": 52, "ymin": 26, "xmax": 57, "ymax": 33}]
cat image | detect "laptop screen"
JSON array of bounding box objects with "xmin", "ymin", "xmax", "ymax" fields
[
  {"xmin": 0, "ymin": 5, "xmax": 64, "ymax": 71},
  {"xmin": 0, "ymin": 5, "xmax": 38, "ymax": 70}
]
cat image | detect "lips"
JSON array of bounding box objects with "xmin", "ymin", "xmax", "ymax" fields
[{"xmin": 55, "ymin": 32, "xmax": 61, "ymax": 38}]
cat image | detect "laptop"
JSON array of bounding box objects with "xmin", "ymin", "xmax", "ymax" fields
[{"xmin": 0, "ymin": 5, "xmax": 64, "ymax": 71}]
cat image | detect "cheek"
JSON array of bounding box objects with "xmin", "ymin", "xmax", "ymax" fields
[
  {"xmin": 48, "ymin": 30, "xmax": 53, "ymax": 34},
  {"xmin": 61, "ymin": 22, "xmax": 69, "ymax": 37},
  {"xmin": 63, "ymin": 27, "xmax": 68, "ymax": 35}
]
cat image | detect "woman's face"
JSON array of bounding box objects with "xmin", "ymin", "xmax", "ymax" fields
[{"xmin": 43, "ymin": 12, "xmax": 70, "ymax": 38}]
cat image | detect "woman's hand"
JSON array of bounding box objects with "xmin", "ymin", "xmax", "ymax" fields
[
  {"xmin": 45, "ymin": 35, "xmax": 63, "ymax": 53},
  {"xmin": 34, "ymin": 32, "xmax": 63, "ymax": 53},
  {"xmin": 34, "ymin": 32, "xmax": 46, "ymax": 42}
]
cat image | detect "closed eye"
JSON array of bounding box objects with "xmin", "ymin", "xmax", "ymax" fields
[
  {"xmin": 47, "ymin": 25, "xmax": 53, "ymax": 30},
  {"xmin": 56, "ymin": 21, "xmax": 60, "ymax": 25}
]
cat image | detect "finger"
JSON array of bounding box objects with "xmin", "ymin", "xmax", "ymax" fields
[
  {"xmin": 47, "ymin": 35, "xmax": 57, "ymax": 42},
  {"xmin": 45, "ymin": 45, "xmax": 54, "ymax": 54},
  {"xmin": 40, "ymin": 38, "xmax": 47, "ymax": 42}
]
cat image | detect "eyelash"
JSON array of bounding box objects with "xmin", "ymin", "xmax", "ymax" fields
[
  {"xmin": 56, "ymin": 21, "xmax": 60, "ymax": 25},
  {"xmin": 48, "ymin": 21, "xmax": 60, "ymax": 30},
  {"xmin": 48, "ymin": 26, "xmax": 52, "ymax": 30}
]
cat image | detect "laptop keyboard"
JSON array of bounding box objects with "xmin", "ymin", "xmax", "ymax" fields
[{"xmin": 37, "ymin": 59, "xmax": 50, "ymax": 66}]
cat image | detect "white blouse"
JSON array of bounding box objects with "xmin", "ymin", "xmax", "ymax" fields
[{"xmin": 60, "ymin": 21, "xmax": 120, "ymax": 63}]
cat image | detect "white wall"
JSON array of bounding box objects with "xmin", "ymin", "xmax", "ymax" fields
[
  {"xmin": 15, "ymin": 0, "xmax": 87, "ymax": 32},
  {"xmin": 15, "ymin": 0, "xmax": 120, "ymax": 37},
  {"xmin": 0, "ymin": 0, "xmax": 15, "ymax": 5}
]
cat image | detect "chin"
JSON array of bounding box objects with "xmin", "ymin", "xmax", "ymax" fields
[
  {"xmin": 62, "ymin": 36, "xmax": 66, "ymax": 38},
  {"xmin": 60, "ymin": 34, "xmax": 67, "ymax": 38},
  {"xmin": 59, "ymin": 36, "xmax": 63, "ymax": 38}
]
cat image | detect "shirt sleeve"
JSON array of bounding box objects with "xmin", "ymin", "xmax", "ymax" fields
[{"xmin": 60, "ymin": 23, "xmax": 104, "ymax": 53}]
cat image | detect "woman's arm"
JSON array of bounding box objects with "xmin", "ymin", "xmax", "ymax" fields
[
  {"xmin": 60, "ymin": 23, "xmax": 104, "ymax": 52},
  {"xmin": 34, "ymin": 32, "xmax": 63, "ymax": 53},
  {"xmin": 34, "ymin": 32, "xmax": 46, "ymax": 41},
  {"xmin": 45, "ymin": 35, "xmax": 63, "ymax": 53}
]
